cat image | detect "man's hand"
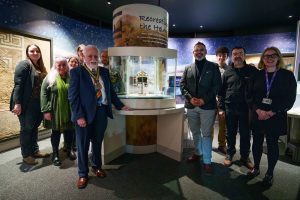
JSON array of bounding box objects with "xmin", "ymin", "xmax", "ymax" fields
[
  {"xmin": 121, "ymin": 106, "xmax": 132, "ymax": 111},
  {"xmin": 190, "ymin": 97, "xmax": 205, "ymax": 106},
  {"xmin": 218, "ymin": 109, "xmax": 225, "ymax": 118},
  {"xmin": 77, "ymin": 118, "xmax": 87, "ymax": 127}
]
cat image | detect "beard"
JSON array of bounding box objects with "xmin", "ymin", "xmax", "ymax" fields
[{"xmin": 86, "ymin": 62, "xmax": 98, "ymax": 68}]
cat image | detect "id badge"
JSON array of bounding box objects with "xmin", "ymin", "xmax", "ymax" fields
[{"xmin": 262, "ymin": 98, "xmax": 272, "ymax": 105}]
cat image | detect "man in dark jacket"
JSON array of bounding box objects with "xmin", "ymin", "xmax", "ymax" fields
[
  {"xmin": 180, "ymin": 42, "xmax": 221, "ymax": 173},
  {"xmin": 219, "ymin": 47, "xmax": 258, "ymax": 169}
]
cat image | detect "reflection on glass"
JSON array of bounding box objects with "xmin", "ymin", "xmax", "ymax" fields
[{"xmin": 109, "ymin": 56, "xmax": 176, "ymax": 99}]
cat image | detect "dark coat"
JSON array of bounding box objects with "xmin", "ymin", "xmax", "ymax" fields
[
  {"xmin": 248, "ymin": 68, "xmax": 297, "ymax": 135},
  {"xmin": 68, "ymin": 66, "xmax": 124, "ymax": 124},
  {"xmin": 180, "ymin": 59, "xmax": 222, "ymax": 110},
  {"xmin": 219, "ymin": 64, "xmax": 258, "ymax": 111},
  {"xmin": 10, "ymin": 60, "xmax": 36, "ymax": 112}
]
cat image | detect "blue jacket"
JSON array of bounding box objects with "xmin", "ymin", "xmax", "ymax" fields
[{"xmin": 68, "ymin": 66, "xmax": 124, "ymax": 124}]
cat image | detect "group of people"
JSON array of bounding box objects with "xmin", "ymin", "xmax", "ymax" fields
[
  {"xmin": 10, "ymin": 43, "xmax": 129, "ymax": 189},
  {"xmin": 180, "ymin": 42, "xmax": 297, "ymax": 187},
  {"xmin": 10, "ymin": 41, "xmax": 296, "ymax": 189}
]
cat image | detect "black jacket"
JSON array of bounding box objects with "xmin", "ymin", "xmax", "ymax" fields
[
  {"xmin": 180, "ymin": 59, "xmax": 221, "ymax": 110},
  {"xmin": 248, "ymin": 68, "xmax": 297, "ymax": 135},
  {"xmin": 10, "ymin": 60, "xmax": 35, "ymax": 112},
  {"xmin": 219, "ymin": 64, "xmax": 258, "ymax": 111}
]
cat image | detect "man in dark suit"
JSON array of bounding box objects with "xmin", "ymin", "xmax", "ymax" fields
[
  {"xmin": 180, "ymin": 42, "xmax": 222, "ymax": 173},
  {"xmin": 68, "ymin": 45, "xmax": 129, "ymax": 189}
]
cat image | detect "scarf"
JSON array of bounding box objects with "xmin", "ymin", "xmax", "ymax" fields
[{"xmin": 56, "ymin": 75, "xmax": 70, "ymax": 130}]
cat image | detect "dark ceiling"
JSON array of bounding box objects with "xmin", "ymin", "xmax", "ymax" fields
[{"xmin": 26, "ymin": 0, "xmax": 300, "ymax": 37}]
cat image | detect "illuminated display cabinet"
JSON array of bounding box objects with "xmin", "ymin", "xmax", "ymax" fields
[{"xmin": 108, "ymin": 46, "xmax": 177, "ymax": 109}]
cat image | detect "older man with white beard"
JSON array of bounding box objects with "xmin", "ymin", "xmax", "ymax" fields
[{"xmin": 68, "ymin": 45, "xmax": 129, "ymax": 189}]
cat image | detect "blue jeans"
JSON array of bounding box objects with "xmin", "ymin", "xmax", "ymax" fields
[{"xmin": 187, "ymin": 107, "xmax": 216, "ymax": 164}]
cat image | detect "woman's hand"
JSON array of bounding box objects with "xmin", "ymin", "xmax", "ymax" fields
[
  {"xmin": 256, "ymin": 109, "xmax": 271, "ymax": 120},
  {"xmin": 77, "ymin": 118, "xmax": 87, "ymax": 127},
  {"xmin": 44, "ymin": 112, "xmax": 51, "ymax": 121},
  {"xmin": 12, "ymin": 104, "xmax": 22, "ymax": 116}
]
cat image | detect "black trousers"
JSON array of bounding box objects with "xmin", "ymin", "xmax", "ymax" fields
[
  {"xmin": 51, "ymin": 130, "xmax": 73, "ymax": 152},
  {"xmin": 18, "ymin": 99, "xmax": 43, "ymax": 158},
  {"xmin": 252, "ymin": 130, "xmax": 280, "ymax": 176},
  {"xmin": 225, "ymin": 109, "xmax": 251, "ymax": 159}
]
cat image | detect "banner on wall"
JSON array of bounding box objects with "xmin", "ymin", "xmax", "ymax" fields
[{"xmin": 113, "ymin": 4, "xmax": 169, "ymax": 48}]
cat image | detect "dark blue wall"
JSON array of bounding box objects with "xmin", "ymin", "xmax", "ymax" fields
[{"xmin": 0, "ymin": 0, "xmax": 297, "ymax": 66}]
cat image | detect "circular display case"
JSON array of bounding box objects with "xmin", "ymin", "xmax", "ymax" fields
[{"xmin": 108, "ymin": 47, "xmax": 177, "ymax": 109}]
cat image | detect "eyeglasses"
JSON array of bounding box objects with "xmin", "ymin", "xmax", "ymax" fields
[{"xmin": 263, "ymin": 54, "xmax": 278, "ymax": 59}]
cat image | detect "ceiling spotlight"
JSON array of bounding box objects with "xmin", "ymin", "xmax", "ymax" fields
[
  {"xmin": 200, "ymin": 25, "xmax": 203, "ymax": 28},
  {"xmin": 172, "ymin": 24, "xmax": 176, "ymax": 27},
  {"xmin": 288, "ymin": 15, "xmax": 293, "ymax": 18},
  {"xmin": 107, "ymin": 0, "xmax": 111, "ymax": 5}
]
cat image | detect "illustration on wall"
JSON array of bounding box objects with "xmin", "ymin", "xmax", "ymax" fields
[{"xmin": 0, "ymin": 28, "xmax": 52, "ymax": 141}]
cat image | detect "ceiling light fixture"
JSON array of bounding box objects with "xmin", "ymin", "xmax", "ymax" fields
[
  {"xmin": 172, "ymin": 24, "xmax": 176, "ymax": 27},
  {"xmin": 288, "ymin": 15, "xmax": 293, "ymax": 18},
  {"xmin": 107, "ymin": 0, "xmax": 111, "ymax": 5},
  {"xmin": 200, "ymin": 25, "xmax": 203, "ymax": 28}
]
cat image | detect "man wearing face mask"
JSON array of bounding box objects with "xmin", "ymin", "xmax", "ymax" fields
[
  {"xmin": 219, "ymin": 47, "xmax": 258, "ymax": 169},
  {"xmin": 68, "ymin": 45, "xmax": 129, "ymax": 189},
  {"xmin": 180, "ymin": 42, "xmax": 222, "ymax": 174}
]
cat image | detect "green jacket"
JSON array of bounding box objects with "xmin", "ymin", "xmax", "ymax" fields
[{"xmin": 40, "ymin": 75, "xmax": 74, "ymax": 131}]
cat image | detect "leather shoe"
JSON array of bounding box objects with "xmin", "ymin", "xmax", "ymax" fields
[
  {"xmin": 240, "ymin": 158, "xmax": 254, "ymax": 170},
  {"xmin": 23, "ymin": 156, "xmax": 38, "ymax": 165},
  {"xmin": 262, "ymin": 174, "xmax": 273, "ymax": 187},
  {"xmin": 224, "ymin": 154, "xmax": 233, "ymax": 167},
  {"xmin": 247, "ymin": 168, "xmax": 260, "ymax": 178},
  {"xmin": 203, "ymin": 164, "xmax": 213, "ymax": 174},
  {"xmin": 67, "ymin": 150, "xmax": 77, "ymax": 160},
  {"xmin": 92, "ymin": 168, "xmax": 106, "ymax": 178},
  {"xmin": 218, "ymin": 146, "xmax": 227, "ymax": 154},
  {"xmin": 33, "ymin": 151, "xmax": 50, "ymax": 158},
  {"xmin": 187, "ymin": 154, "xmax": 201, "ymax": 163},
  {"xmin": 77, "ymin": 177, "xmax": 88, "ymax": 189}
]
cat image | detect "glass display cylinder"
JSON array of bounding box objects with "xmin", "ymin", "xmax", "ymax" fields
[{"xmin": 108, "ymin": 47, "xmax": 177, "ymax": 109}]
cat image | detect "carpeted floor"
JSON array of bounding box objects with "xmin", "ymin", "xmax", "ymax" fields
[{"xmin": 0, "ymin": 131, "xmax": 300, "ymax": 200}]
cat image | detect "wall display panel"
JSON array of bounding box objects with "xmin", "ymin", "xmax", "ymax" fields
[{"xmin": 0, "ymin": 27, "xmax": 52, "ymax": 141}]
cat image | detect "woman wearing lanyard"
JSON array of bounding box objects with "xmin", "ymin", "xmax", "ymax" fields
[{"xmin": 247, "ymin": 47, "xmax": 297, "ymax": 187}]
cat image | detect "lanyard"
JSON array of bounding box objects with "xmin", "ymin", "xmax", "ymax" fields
[{"xmin": 265, "ymin": 69, "xmax": 277, "ymax": 98}]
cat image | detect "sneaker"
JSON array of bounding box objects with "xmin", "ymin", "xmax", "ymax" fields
[
  {"xmin": 240, "ymin": 158, "xmax": 254, "ymax": 169},
  {"xmin": 218, "ymin": 146, "xmax": 227, "ymax": 154},
  {"xmin": 203, "ymin": 164, "xmax": 213, "ymax": 174},
  {"xmin": 224, "ymin": 154, "xmax": 233, "ymax": 167},
  {"xmin": 23, "ymin": 156, "xmax": 38, "ymax": 165},
  {"xmin": 262, "ymin": 174, "xmax": 273, "ymax": 187},
  {"xmin": 247, "ymin": 168, "xmax": 260, "ymax": 178}
]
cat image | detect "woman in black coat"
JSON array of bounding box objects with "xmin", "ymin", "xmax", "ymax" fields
[
  {"xmin": 247, "ymin": 47, "xmax": 297, "ymax": 187},
  {"xmin": 10, "ymin": 44, "xmax": 50, "ymax": 165}
]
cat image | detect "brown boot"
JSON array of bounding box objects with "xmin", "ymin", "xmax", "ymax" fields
[
  {"xmin": 23, "ymin": 156, "xmax": 38, "ymax": 165},
  {"xmin": 33, "ymin": 151, "xmax": 50, "ymax": 158},
  {"xmin": 240, "ymin": 158, "xmax": 254, "ymax": 169}
]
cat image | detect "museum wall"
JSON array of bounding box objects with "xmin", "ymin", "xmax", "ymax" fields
[{"xmin": 0, "ymin": 0, "xmax": 298, "ymax": 141}]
